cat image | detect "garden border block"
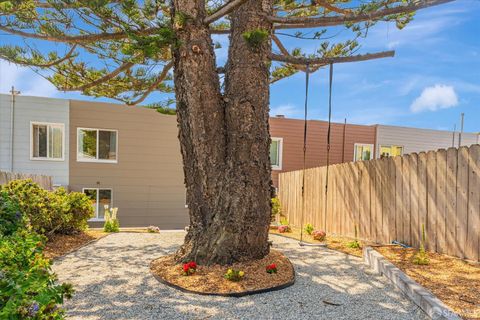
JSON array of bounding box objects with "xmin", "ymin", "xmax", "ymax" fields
[{"xmin": 363, "ymin": 247, "xmax": 462, "ymax": 320}]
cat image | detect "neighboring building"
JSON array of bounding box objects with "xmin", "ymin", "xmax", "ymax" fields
[
  {"xmin": 269, "ymin": 116, "xmax": 377, "ymax": 187},
  {"xmin": 0, "ymin": 94, "xmax": 70, "ymax": 186},
  {"xmin": 1, "ymin": 93, "xmax": 479, "ymax": 228},
  {"xmin": 375, "ymin": 124, "xmax": 479, "ymax": 158},
  {"xmin": 68, "ymin": 99, "xmax": 188, "ymax": 228}
]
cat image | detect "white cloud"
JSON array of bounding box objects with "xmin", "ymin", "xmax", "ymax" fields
[
  {"xmin": 410, "ymin": 84, "xmax": 459, "ymax": 113},
  {"xmin": 270, "ymin": 104, "xmax": 302, "ymax": 118},
  {"xmin": 0, "ymin": 60, "xmax": 58, "ymax": 97}
]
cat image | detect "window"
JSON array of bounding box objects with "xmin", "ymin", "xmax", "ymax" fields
[
  {"xmin": 31, "ymin": 122, "xmax": 64, "ymax": 160},
  {"xmin": 270, "ymin": 137, "xmax": 283, "ymax": 170},
  {"xmin": 354, "ymin": 143, "xmax": 373, "ymax": 161},
  {"xmin": 83, "ymin": 188, "xmax": 112, "ymax": 220},
  {"xmin": 77, "ymin": 128, "xmax": 118, "ymax": 162},
  {"xmin": 380, "ymin": 145, "xmax": 403, "ymax": 158}
]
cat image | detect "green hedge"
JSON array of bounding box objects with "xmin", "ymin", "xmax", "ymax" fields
[{"xmin": 1, "ymin": 180, "xmax": 93, "ymax": 236}]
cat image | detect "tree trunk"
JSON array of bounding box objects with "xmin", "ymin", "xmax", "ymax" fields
[{"xmin": 172, "ymin": 0, "xmax": 273, "ymax": 265}]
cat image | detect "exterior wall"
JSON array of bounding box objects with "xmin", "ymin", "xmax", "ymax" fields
[
  {"xmin": 69, "ymin": 99, "xmax": 188, "ymax": 229},
  {"xmin": 269, "ymin": 117, "xmax": 377, "ymax": 187},
  {"xmin": 0, "ymin": 94, "xmax": 69, "ymax": 186},
  {"xmin": 375, "ymin": 125, "xmax": 480, "ymax": 158}
]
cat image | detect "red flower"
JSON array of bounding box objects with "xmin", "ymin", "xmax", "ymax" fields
[
  {"xmin": 183, "ymin": 263, "xmax": 190, "ymax": 272},
  {"xmin": 188, "ymin": 261, "xmax": 197, "ymax": 269},
  {"xmin": 266, "ymin": 263, "xmax": 277, "ymax": 274}
]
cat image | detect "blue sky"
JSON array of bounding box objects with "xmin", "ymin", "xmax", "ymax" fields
[{"xmin": 0, "ymin": 0, "xmax": 479, "ymax": 132}]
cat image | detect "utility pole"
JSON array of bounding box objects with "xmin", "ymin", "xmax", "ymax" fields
[
  {"xmin": 452, "ymin": 124, "xmax": 456, "ymax": 148},
  {"xmin": 458, "ymin": 113, "xmax": 464, "ymax": 148},
  {"xmin": 9, "ymin": 86, "xmax": 21, "ymax": 172}
]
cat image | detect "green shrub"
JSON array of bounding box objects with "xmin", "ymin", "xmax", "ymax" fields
[
  {"xmin": 0, "ymin": 190, "xmax": 25, "ymax": 236},
  {"xmin": 271, "ymin": 197, "xmax": 281, "ymax": 218},
  {"xmin": 413, "ymin": 224, "xmax": 429, "ymax": 265},
  {"xmin": 1, "ymin": 180, "xmax": 93, "ymax": 236},
  {"xmin": 347, "ymin": 224, "xmax": 361, "ymax": 249},
  {"xmin": 304, "ymin": 223, "xmax": 314, "ymax": 235},
  {"xmin": 103, "ymin": 207, "xmax": 120, "ymax": 233},
  {"xmin": 0, "ymin": 231, "xmax": 73, "ymax": 319}
]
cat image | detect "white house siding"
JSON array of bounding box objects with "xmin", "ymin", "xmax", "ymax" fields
[
  {"xmin": 375, "ymin": 124, "xmax": 479, "ymax": 158},
  {"xmin": 0, "ymin": 94, "xmax": 69, "ymax": 186}
]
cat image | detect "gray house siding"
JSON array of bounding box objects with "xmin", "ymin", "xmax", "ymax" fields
[
  {"xmin": 0, "ymin": 94, "xmax": 69, "ymax": 186},
  {"xmin": 375, "ymin": 124, "xmax": 479, "ymax": 158}
]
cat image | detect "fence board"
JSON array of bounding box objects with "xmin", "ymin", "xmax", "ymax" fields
[
  {"xmin": 445, "ymin": 148, "xmax": 458, "ymax": 257},
  {"xmin": 456, "ymin": 147, "xmax": 469, "ymax": 258},
  {"xmin": 402, "ymin": 155, "xmax": 412, "ymax": 245},
  {"xmin": 0, "ymin": 171, "xmax": 52, "ymax": 190},
  {"xmin": 426, "ymin": 151, "xmax": 437, "ymax": 251},
  {"xmin": 436, "ymin": 149, "xmax": 447, "ymax": 254},
  {"xmin": 410, "ymin": 153, "xmax": 420, "ymax": 248},
  {"xmin": 466, "ymin": 145, "xmax": 480, "ymax": 261},
  {"xmin": 394, "ymin": 156, "xmax": 403, "ymax": 242}
]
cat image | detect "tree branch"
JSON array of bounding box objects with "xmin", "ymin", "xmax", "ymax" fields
[
  {"xmin": 270, "ymin": 50, "xmax": 395, "ymax": 65},
  {"xmin": 33, "ymin": 1, "xmax": 121, "ymax": 8},
  {"xmin": 128, "ymin": 61, "xmax": 174, "ymax": 105},
  {"xmin": 204, "ymin": 0, "xmax": 249, "ymax": 25},
  {"xmin": 270, "ymin": 0, "xmax": 454, "ymax": 29},
  {"xmin": 0, "ymin": 25, "xmax": 159, "ymax": 43},
  {"xmin": 63, "ymin": 59, "xmax": 136, "ymax": 91},
  {"xmin": 1, "ymin": 45, "xmax": 78, "ymax": 68}
]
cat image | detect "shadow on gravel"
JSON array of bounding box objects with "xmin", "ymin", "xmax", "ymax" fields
[{"xmin": 55, "ymin": 234, "xmax": 426, "ymax": 320}]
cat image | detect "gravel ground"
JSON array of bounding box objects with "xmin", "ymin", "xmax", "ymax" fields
[{"xmin": 53, "ymin": 232, "xmax": 427, "ymax": 320}]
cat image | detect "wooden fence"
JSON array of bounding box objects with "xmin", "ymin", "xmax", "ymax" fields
[
  {"xmin": 0, "ymin": 171, "xmax": 53, "ymax": 190},
  {"xmin": 278, "ymin": 145, "xmax": 480, "ymax": 262}
]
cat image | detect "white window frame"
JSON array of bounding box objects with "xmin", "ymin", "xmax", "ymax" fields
[
  {"xmin": 270, "ymin": 137, "xmax": 283, "ymax": 171},
  {"xmin": 82, "ymin": 187, "xmax": 113, "ymax": 221},
  {"xmin": 379, "ymin": 144, "xmax": 404, "ymax": 158},
  {"xmin": 353, "ymin": 143, "xmax": 374, "ymax": 161},
  {"xmin": 77, "ymin": 127, "xmax": 118, "ymax": 163},
  {"xmin": 30, "ymin": 121, "xmax": 65, "ymax": 161}
]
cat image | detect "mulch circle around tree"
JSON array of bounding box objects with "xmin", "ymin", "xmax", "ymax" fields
[{"xmin": 150, "ymin": 249, "xmax": 295, "ymax": 297}]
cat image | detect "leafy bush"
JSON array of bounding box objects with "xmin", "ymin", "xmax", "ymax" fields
[
  {"xmin": 304, "ymin": 223, "xmax": 314, "ymax": 235},
  {"xmin": 278, "ymin": 225, "xmax": 291, "ymax": 233},
  {"xmin": 271, "ymin": 197, "xmax": 281, "ymax": 218},
  {"xmin": 0, "ymin": 190, "xmax": 24, "ymax": 236},
  {"xmin": 1, "ymin": 180, "xmax": 93, "ymax": 236},
  {"xmin": 413, "ymin": 224, "xmax": 429, "ymax": 265},
  {"xmin": 312, "ymin": 230, "xmax": 326, "ymax": 241},
  {"xmin": 224, "ymin": 268, "xmax": 244, "ymax": 282},
  {"xmin": 0, "ymin": 231, "xmax": 73, "ymax": 319},
  {"xmin": 347, "ymin": 224, "xmax": 361, "ymax": 248},
  {"xmin": 103, "ymin": 207, "xmax": 120, "ymax": 233}
]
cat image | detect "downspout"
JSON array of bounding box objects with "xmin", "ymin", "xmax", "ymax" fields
[{"xmin": 9, "ymin": 86, "xmax": 20, "ymax": 172}]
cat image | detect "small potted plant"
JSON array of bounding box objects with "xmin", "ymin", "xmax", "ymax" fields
[
  {"xmin": 224, "ymin": 268, "xmax": 245, "ymax": 281},
  {"xmin": 312, "ymin": 230, "xmax": 326, "ymax": 241},
  {"xmin": 182, "ymin": 261, "xmax": 197, "ymax": 276},
  {"xmin": 266, "ymin": 263, "xmax": 277, "ymax": 274}
]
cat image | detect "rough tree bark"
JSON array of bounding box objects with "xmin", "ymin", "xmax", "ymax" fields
[{"xmin": 172, "ymin": 0, "xmax": 273, "ymax": 265}]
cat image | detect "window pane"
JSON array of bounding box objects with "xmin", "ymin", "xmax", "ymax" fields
[
  {"xmin": 363, "ymin": 146, "xmax": 371, "ymax": 160},
  {"xmin": 84, "ymin": 189, "xmax": 98, "ymax": 218},
  {"xmin": 78, "ymin": 129, "xmax": 97, "ymax": 160},
  {"xmin": 49, "ymin": 126, "xmax": 63, "ymax": 159},
  {"xmin": 33, "ymin": 125, "xmax": 47, "ymax": 158},
  {"xmin": 270, "ymin": 140, "xmax": 279, "ymax": 166},
  {"xmin": 98, "ymin": 190, "xmax": 112, "ymax": 220},
  {"xmin": 380, "ymin": 146, "xmax": 391, "ymax": 158},
  {"xmin": 392, "ymin": 146, "xmax": 403, "ymax": 156},
  {"xmin": 98, "ymin": 131, "xmax": 116, "ymax": 160}
]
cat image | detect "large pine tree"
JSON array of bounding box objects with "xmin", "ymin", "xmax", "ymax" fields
[{"xmin": 0, "ymin": 0, "xmax": 450, "ymax": 265}]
